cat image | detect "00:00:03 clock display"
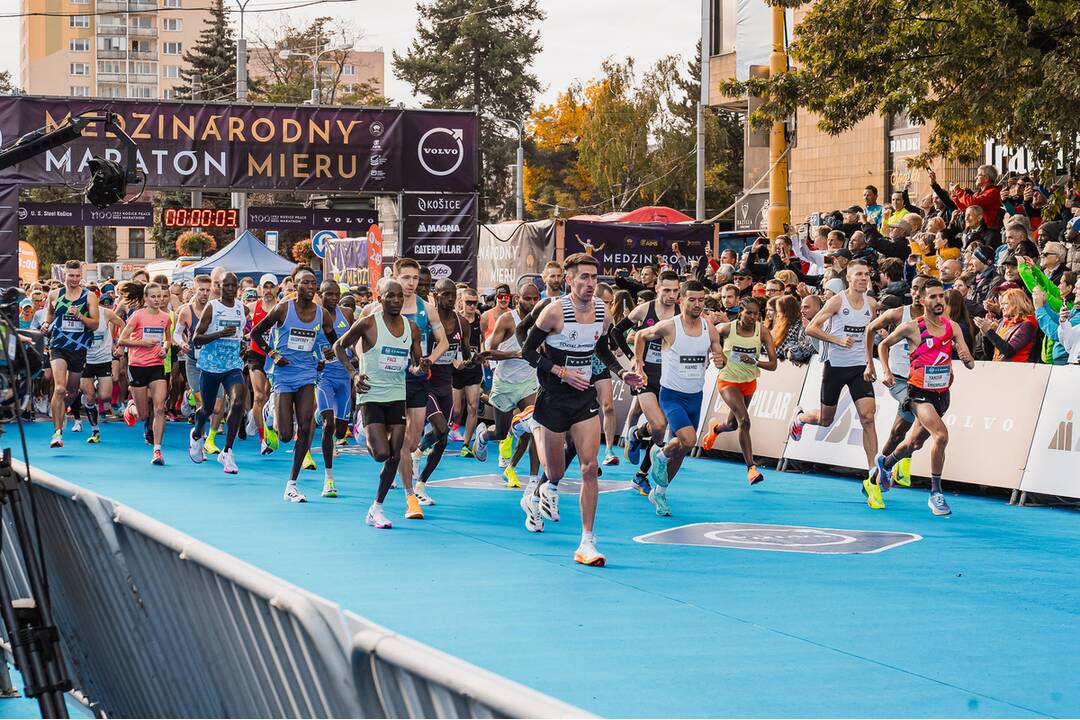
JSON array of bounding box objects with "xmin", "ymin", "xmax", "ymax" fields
[{"xmin": 162, "ymin": 208, "xmax": 240, "ymax": 228}]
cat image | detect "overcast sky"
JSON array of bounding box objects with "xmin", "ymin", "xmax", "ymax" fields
[{"xmin": 1, "ymin": 0, "xmax": 701, "ymax": 107}]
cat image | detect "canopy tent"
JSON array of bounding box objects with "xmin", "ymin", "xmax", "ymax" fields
[
  {"xmin": 172, "ymin": 231, "xmax": 296, "ymax": 283},
  {"xmin": 568, "ymin": 206, "xmax": 693, "ymax": 224}
]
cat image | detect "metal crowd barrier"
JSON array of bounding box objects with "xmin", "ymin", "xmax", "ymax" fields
[{"xmin": 0, "ymin": 461, "xmax": 588, "ymax": 719}]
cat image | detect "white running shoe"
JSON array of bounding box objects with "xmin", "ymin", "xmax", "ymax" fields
[
  {"xmin": 188, "ymin": 429, "xmax": 206, "ymax": 464},
  {"xmin": 283, "ymin": 483, "xmax": 307, "ymax": 503},
  {"xmin": 34, "ymin": 397, "xmax": 49, "ymax": 417},
  {"xmin": 414, "ymin": 481, "xmax": 436, "ymax": 506},
  {"xmin": 498, "ymin": 455, "xmax": 511, "ymax": 469},
  {"xmin": 218, "ymin": 448, "xmax": 238, "ymax": 474},
  {"xmin": 260, "ymin": 439, "xmax": 273, "ymax": 455},
  {"xmin": 71, "ymin": 420, "xmax": 83, "ymax": 433},
  {"xmin": 519, "ymin": 491, "xmax": 544, "ymax": 532},
  {"xmin": 574, "ymin": 535, "xmax": 606, "ymax": 567},
  {"xmin": 245, "ymin": 410, "xmax": 259, "ymax": 436},
  {"xmin": 262, "ymin": 397, "xmax": 276, "ymax": 432},
  {"xmin": 471, "ymin": 422, "xmax": 489, "ymax": 461},
  {"xmin": 366, "ymin": 504, "xmax": 392, "ymax": 529},
  {"xmin": 539, "ymin": 482, "xmax": 560, "ymax": 522}
]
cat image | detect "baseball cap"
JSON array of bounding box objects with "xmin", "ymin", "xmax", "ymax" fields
[
  {"xmin": 19, "ymin": 298, "xmax": 32, "ymax": 309},
  {"xmin": 824, "ymin": 278, "xmax": 847, "ymax": 294},
  {"xmin": 1001, "ymin": 253, "xmax": 1019, "ymax": 266},
  {"xmin": 259, "ymin": 273, "xmax": 277, "ymax": 286},
  {"xmin": 844, "ymin": 205, "xmax": 863, "ymax": 214},
  {"xmin": 830, "ymin": 248, "xmax": 854, "ymax": 260}
]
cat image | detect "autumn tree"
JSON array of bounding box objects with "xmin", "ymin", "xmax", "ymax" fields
[{"xmin": 523, "ymin": 82, "xmax": 601, "ymax": 216}]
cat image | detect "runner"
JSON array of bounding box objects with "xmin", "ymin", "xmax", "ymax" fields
[
  {"xmin": 201, "ymin": 266, "xmax": 230, "ymax": 456},
  {"xmin": 520, "ymin": 253, "xmax": 643, "ymax": 566},
  {"xmin": 595, "ymin": 282, "xmax": 621, "ymax": 467},
  {"xmin": 173, "ymin": 275, "xmax": 211, "ymax": 426},
  {"xmin": 471, "ymin": 279, "xmax": 541, "ymax": 488},
  {"xmin": 79, "ymin": 301, "xmax": 124, "ymax": 444},
  {"xmin": 480, "ymin": 283, "xmax": 514, "ymax": 466},
  {"xmin": 251, "ymin": 266, "xmax": 338, "ymax": 503},
  {"xmin": 117, "ymin": 282, "xmax": 171, "ymax": 465},
  {"xmin": 43, "ymin": 260, "xmax": 100, "ymax": 447},
  {"xmin": 875, "ymin": 279, "xmax": 976, "ymax": 514},
  {"xmin": 699, "ymin": 297, "xmax": 779, "ymax": 485},
  {"xmin": 452, "ymin": 287, "xmax": 484, "ymax": 459},
  {"xmin": 315, "ymin": 280, "xmax": 355, "ymax": 498},
  {"xmin": 187, "ymin": 273, "xmax": 249, "ymax": 475},
  {"xmin": 334, "ymin": 278, "xmax": 427, "ymax": 529},
  {"xmin": 247, "ymin": 274, "xmax": 279, "ymax": 454},
  {"xmin": 789, "ymin": 260, "xmax": 882, "ymax": 499}
]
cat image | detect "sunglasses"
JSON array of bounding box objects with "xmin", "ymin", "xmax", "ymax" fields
[
  {"xmin": 463, "ymin": 300, "xmax": 479, "ymax": 306},
  {"xmin": 496, "ymin": 293, "xmax": 511, "ymax": 300}
]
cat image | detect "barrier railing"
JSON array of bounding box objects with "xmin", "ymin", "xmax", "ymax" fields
[{"xmin": 0, "ymin": 461, "xmax": 589, "ymax": 719}]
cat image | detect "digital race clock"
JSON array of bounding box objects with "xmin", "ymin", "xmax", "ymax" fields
[{"xmin": 162, "ymin": 208, "xmax": 240, "ymax": 229}]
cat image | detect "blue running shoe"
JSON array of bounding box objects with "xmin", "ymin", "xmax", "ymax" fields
[
  {"xmin": 648, "ymin": 445, "xmax": 670, "ymax": 488},
  {"xmin": 625, "ymin": 432, "xmax": 643, "ymax": 465},
  {"xmin": 928, "ymin": 492, "xmax": 952, "ymax": 516},
  {"xmin": 631, "ymin": 473, "xmax": 652, "ymax": 497},
  {"xmin": 875, "ymin": 453, "xmax": 892, "ymax": 492}
]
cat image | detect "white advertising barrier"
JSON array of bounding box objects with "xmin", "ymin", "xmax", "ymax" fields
[{"xmin": 1019, "ymin": 365, "xmax": 1080, "ymax": 498}]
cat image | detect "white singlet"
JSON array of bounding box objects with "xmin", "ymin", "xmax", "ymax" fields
[
  {"xmin": 822, "ymin": 291, "xmax": 872, "ymax": 368},
  {"xmin": 660, "ymin": 316, "xmax": 711, "ymax": 394}
]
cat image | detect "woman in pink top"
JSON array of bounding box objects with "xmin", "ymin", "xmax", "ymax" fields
[{"xmin": 118, "ymin": 282, "xmax": 172, "ymax": 465}]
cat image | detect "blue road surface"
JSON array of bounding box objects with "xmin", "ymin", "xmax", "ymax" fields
[{"xmin": 4, "ymin": 418, "xmax": 1079, "ymax": 718}]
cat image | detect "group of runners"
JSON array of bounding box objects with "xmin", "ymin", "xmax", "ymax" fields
[{"xmin": 34, "ymin": 249, "xmax": 972, "ymax": 567}]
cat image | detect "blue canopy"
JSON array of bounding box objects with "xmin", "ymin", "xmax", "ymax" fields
[{"xmin": 172, "ymin": 231, "xmax": 296, "ymax": 283}]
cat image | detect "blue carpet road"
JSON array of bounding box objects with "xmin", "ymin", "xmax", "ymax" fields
[{"xmin": 3, "ymin": 419, "xmax": 1078, "ymax": 718}]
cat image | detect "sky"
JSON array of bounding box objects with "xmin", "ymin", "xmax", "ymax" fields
[{"xmin": 0, "ymin": 0, "xmax": 702, "ymax": 107}]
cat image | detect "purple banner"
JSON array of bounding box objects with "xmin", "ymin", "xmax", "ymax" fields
[
  {"xmin": 18, "ymin": 202, "xmax": 154, "ymax": 227},
  {"xmin": 401, "ymin": 193, "xmax": 477, "ymax": 284},
  {"xmin": 0, "ymin": 184, "xmax": 17, "ymax": 285},
  {"xmin": 325, "ymin": 237, "xmax": 374, "ymax": 287},
  {"xmin": 0, "ymin": 97, "xmax": 478, "ymax": 194},
  {"xmin": 563, "ymin": 220, "xmax": 712, "ymax": 275},
  {"xmin": 247, "ymin": 206, "xmax": 377, "ymax": 232}
]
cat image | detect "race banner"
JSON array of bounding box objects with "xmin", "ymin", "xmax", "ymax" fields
[
  {"xmin": 1019, "ymin": 366, "xmax": 1080, "ymax": 498},
  {"xmin": 400, "ymin": 193, "xmax": 477, "ymax": 284},
  {"xmin": 563, "ymin": 220, "xmax": 711, "ymax": 275},
  {"xmin": 325, "ymin": 224, "xmax": 385, "ymax": 288},
  {"xmin": 18, "ymin": 202, "xmax": 154, "ymax": 227},
  {"xmin": 0, "ymin": 97, "xmax": 478, "ymax": 194},
  {"xmin": 477, "ymin": 219, "xmax": 556, "ymax": 291},
  {"xmin": 247, "ymin": 207, "xmax": 377, "ymax": 232}
]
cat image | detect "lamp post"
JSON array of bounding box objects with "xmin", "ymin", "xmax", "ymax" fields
[
  {"xmin": 279, "ymin": 39, "xmax": 353, "ymax": 106},
  {"xmin": 484, "ymin": 114, "xmax": 524, "ymax": 221}
]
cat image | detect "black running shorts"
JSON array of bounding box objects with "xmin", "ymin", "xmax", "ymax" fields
[
  {"xmin": 83, "ymin": 361, "xmax": 112, "ymax": 379},
  {"xmin": 128, "ymin": 364, "xmax": 166, "ymax": 388},
  {"xmin": 904, "ymin": 386, "xmax": 951, "ymax": 418},
  {"xmin": 820, "ymin": 362, "xmax": 874, "ymax": 407},
  {"xmin": 534, "ymin": 386, "xmax": 599, "ymax": 434},
  {"xmin": 362, "ymin": 400, "xmax": 407, "ymax": 427},
  {"xmin": 630, "ymin": 362, "xmax": 662, "ymax": 397},
  {"xmin": 452, "ymin": 364, "xmax": 483, "ymax": 389},
  {"xmin": 405, "ymin": 377, "xmax": 429, "ymax": 409},
  {"xmin": 49, "ymin": 347, "xmax": 87, "ymax": 374}
]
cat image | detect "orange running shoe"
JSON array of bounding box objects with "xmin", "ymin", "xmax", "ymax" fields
[
  {"xmin": 405, "ymin": 494, "xmax": 424, "ymax": 519},
  {"xmin": 701, "ymin": 421, "xmax": 724, "ymax": 451}
]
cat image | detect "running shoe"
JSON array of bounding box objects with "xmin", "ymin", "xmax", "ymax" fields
[
  {"xmin": 260, "ymin": 439, "xmax": 274, "ymax": 455},
  {"xmin": 894, "ymin": 457, "xmax": 912, "ymax": 488},
  {"xmin": 788, "ymin": 407, "xmax": 804, "ymax": 442},
  {"xmin": 87, "ymin": 429, "xmax": 101, "ymax": 444},
  {"xmin": 405, "ymin": 494, "xmax": 424, "ymax": 519},
  {"xmin": 574, "ymin": 536, "xmax": 606, "ymax": 567},
  {"xmin": 414, "ymin": 482, "xmax": 436, "ymax": 506},
  {"xmin": 459, "ymin": 446, "xmax": 475, "ymax": 459},
  {"xmin": 631, "ymin": 472, "xmax": 652, "ymax": 497},
  {"xmin": 218, "ymin": 448, "xmax": 238, "ymax": 475},
  {"xmin": 302, "ymin": 451, "xmax": 317, "ymax": 470},
  {"xmin": 123, "ymin": 400, "xmax": 138, "ymax": 427},
  {"xmin": 498, "ymin": 435, "xmax": 513, "ymax": 468},
  {"xmin": 245, "ymin": 410, "xmax": 259, "ymax": 437},
  {"xmin": 336, "ymin": 436, "xmax": 349, "ymax": 447},
  {"xmin": 151, "ymin": 449, "xmax": 164, "ymax": 466},
  {"xmin": 625, "ymin": 430, "xmax": 644, "ymax": 465},
  {"xmin": 747, "ymin": 465, "xmax": 764, "ymax": 485},
  {"xmin": 701, "ymin": 421, "xmax": 726, "ymax": 451},
  {"xmin": 928, "ymin": 492, "xmax": 952, "ymax": 516},
  {"xmin": 472, "ymin": 422, "xmax": 489, "ymax": 462},
  {"xmin": 71, "ymin": 420, "xmax": 83, "ymax": 433},
  {"xmin": 411, "ymin": 448, "xmax": 423, "ymax": 482},
  {"xmin": 262, "ymin": 399, "xmax": 275, "ymax": 432},
  {"xmin": 188, "ymin": 429, "xmax": 206, "ymax": 464},
  {"xmin": 144, "ymin": 424, "xmax": 154, "ymax": 446},
  {"xmin": 34, "ymin": 397, "xmax": 49, "ymax": 417},
  {"xmin": 539, "ymin": 482, "xmax": 560, "ymax": 522},
  {"xmin": 648, "ymin": 445, "xmax": 670, "ymax": 489},
  {"xmin": 366, "ymin": 504, "xmax": 392, "ymax": 529},
  {"xmin": 861, "ymin": 477, "xmax": 886, "ymax": 510},
  {"xmin": 283, "ymin": 483, "xmax": 307, "ymax": 503},
  {"xmin": 875, "ymin": 453, "xmax": 892, "ymax": 492},
  {"xmin": 449, "ymin": 425, "xmax": 464, "ymax": 443},
  {"xmin": 49, "ymin": 430, "xmax": 63, "ymax": 448},
  {"xmin": 519, "ymin": 491, "xmax": 544, "ymax": 532},
  {"xmin": 503, "ymin": 466, "xmax": 520, "ymax": 488},
  {"xmin": 321, "ymin": 480, "xmax": 338, "ymax": 498},
  {"xmin": 602, "ymin": 452, "xmax": 619, "ymax": 466},
  {"xmin": 204, "ymin": 431, "xmax": 221, "ymax": 456},
  {"xmin": 648, "ymin": 486, "xmax": 672, "ymax": 516},
  {"xmin": 510, "ymin": 406, "xmax": 535, "ymax": 438},
  {"xmin": 264, "ymin": 426, "xmax": 279, "ymax": 451}
]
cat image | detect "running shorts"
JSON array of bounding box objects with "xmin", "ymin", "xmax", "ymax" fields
[
  {"xmin": 489, "ymin": 376, "xmax": 538, "ymax": 413},
  {"xmin": 49, "ymin": 347, "xmax": 87, "ymax": 374},
  {"xmin": 630, "ymin": 362, "xmax": 662, "ymax": 397},
  {"xmin": 659, "ymin": 386, "xmax": 703, "ymax": 433},
  {"xmin": 426, "ymin": 386, "xmax": 454, "ymax": 421},
  {"xmin": 888, "ymin": 376, "xmax": 915, "ymax": 423},
  {"xmin": 717, "ymin": 378, "xmax": 757, "ymax": 397},
  {"xmin": 185, "ymin": 357, "xmax": 202, "ymax": 396},
  {"xmin": 904, "ymin": 385, "xmax": 950, "ymax": 418},
  {"xmin": 534, "ymin": 386, "xmax": 599, "ymax": 434},
  {"xmin": 83, "ymin": 361, "xmax": 112, "ymax": 379},
  {"xmin": 317, "ymin": 373, "xmax": 353, "ymax": 420},
  {"xmin": 820, "ymin": 362, "xmax": 874, "ymax": 406},
  {"xmin": 362, "ymin": 400, "xmax": 407, "ymax": 427},
  {"xmin": 245, "ymin": 351, "xmax": 268, "ymax": 375},
  {"xmin": 405, "ymin": 377, "xmax": 429, "ymax": 409},
  {"xmin": 128, "ymin": 364, "xmax": 166, "ymax": 388},
  {"xmin": 452, "ymin": 364, "xmax": 483, "ymax": 389}
]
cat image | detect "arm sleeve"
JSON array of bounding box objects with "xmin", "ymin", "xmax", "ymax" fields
[
  {"xmin": 902, "ymin": 188, "xmax": 920, "ymax": 214},
  {"xmin": 521, "ymin": 323, "xmax": 555, "ymax": 375},
  {"xmin": 515, "ymin": 306, "xmax": 540, "ymax": 344},
  {"xmin": 172, "ymin": 317, "xmax": 187, "ymax": 346},
  {"xmin": 931, "ymin": 181, "xmax": 957, "ymax": 210},
  {"xmin": 594, "ymin": 334, "xmax": 622, "ymax": 376},
  {"xmin": 608, "ymin": 322, "xmax": 633, "ymax": 358}
]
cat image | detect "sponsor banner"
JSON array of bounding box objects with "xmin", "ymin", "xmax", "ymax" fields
[
  {"xmin": 401, "ymin": 193, "xmax": 477, "ymax": 284},
  {"xmin": 367, "ymin": 224, "xmax": 384, "ymax": 287},
  {"xmin": 696, "ymin": 361, "xmax": 809, "ymax": 459},
  {"xmin": 0, "ymin": 97, "xmax": 478, "ymax": 193},
  {"xmin": 0, "ymin": 183, "xmax": 17, "ymax": 283},
  {"xmin": 563, "ymin": 220, "xmax": 711, "ymax": 275},
  {"xmin": 476, "ymin": 220, "xmax": 556, "ymax": 291},
  {"xmin": 325, "ymin": 225, "xmax": 385, "ymax": 288},
  {"xmin": 1019, "ymin": 366, "xmax": 1080, "ymax": 498},
  {"xmin": 18, "ymin": 202, "xmax": 154, "ymax": 227},
  {"xmin": 247, "ymin": 207, "xmax": 377, "ymax": 232},
  {"xmin": 18, "ymin": 241, "xmax": 38, "ymax": 284}
]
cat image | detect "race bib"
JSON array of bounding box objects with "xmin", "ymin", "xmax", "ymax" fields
[
  {"xmin": 143, "ymin": 326, "xmax": 165, "ymax": 344},
  {"xmin": 566, "ymin": 354, "xmax": 593, "ymax": 381},
  {"xmin": 436, "ymin": 342, "xmax": 458, "ymax": 365},
  {"xmin": 92, "ymin": 332, "xmax": 105, "ymax": 347},
  {"xmin": 60, "ymin": 313, "xmax": 83, "ymax": 333},
  {"xmin": 286, "ymin": 328, "xmax": 316, "ymax": 352},
  {"xmin": 731, "ymin": 345, "xmax": 758, "ymax": 364},
  {"xmin": 678, "ymin": 354, "xmax": 705, "ymax": 379},
  {"xmin": 379, "ymin": 346, "xmax": 409, "ymax": 372},
  {"xmin": 219, "ymin": 319, "xmax": 242, "ymax": 339},
  {"xmin": 645, "ymin": 342, "xmax": 662, "ymax": 364},
  {"xmin": 843, "ymin": 324, "xmax": 866, "ymax": 338},
  {"xmin": 923, "ymin": 365, "xmax": 951, "ymax": 390}
]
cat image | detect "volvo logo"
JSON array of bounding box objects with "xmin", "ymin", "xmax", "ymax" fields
[{"xmin": 417, "ymin": 127, "xmax": 464, "ymax": 176}]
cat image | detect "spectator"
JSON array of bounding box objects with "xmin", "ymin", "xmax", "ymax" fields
[
  {"xmin": 1039, "ymin": 241, "xmax": 1068, "ymax": 285},
  {"xmin": 974, "ymin": 288, "xmax": 1038, "ymax": 362},
  {"xmin": 771, "ymin": 294, "xmax": 816, "ymax": 364},
  {"xmin": 881, "ymin": 190, "xmax": 910, "ymax": 233},
  {"xmin": 959, "ymin": 205, "xmax": 997, "ymax": 249},
  {"xmin": 996, "ymin": 222, "xmax": 1029, "ymax": 267},
  {"xmin": 849, "ymin": 231, "xmax": 878, "ymax": 267},
  {"xmin": 951, "ymin": 164, "xmax": 1003, "ymax": 230},
  {"xmin": 718, "ymin": 283, "xmax": 741, "ymax": 321},
  {"xmin": 822, "ymin": 277, "xmax": 846, "ymax": 299},
  {"xmin": 719, "ymin": 248, "xmax": 738, "ymax": 267},
  {"xmin": 1032, "ymin": 283, "xmax": 1080, "ymax": 365},
  {"xmin": 1056, "ymin": 284, "xmax": 1080, "ymax": 364},
  {"xmin": 954, "ymin": 272, "xmax": 975, "ymax": 299},
  {"xmin": 769, "ymin": 236, "xmax": 804, "ymax": 278},
  {"xmin": 704, "ymin": 245, "xmax": 720, "ymax": 274},
  {"xmin": 940, "ymin": 259, "xmax": 962, "ymax": 289},
  {"xmin": 732, "ymin": 269, "xmax": 754, "ymax": 298},
  {"xmin": 863, "ymin": 185, "xmax": 884, "ymax": 227},
  {"xmin": 799, "ymin": 294, "xmax": 824, "ymax": 353},
  {"xmin": 671, "ymin": 242, "xmax": 688, "ymax": 274},
  {"xmin": 944, "ymin": 288, "xmax": 976, "ymax": 352},
  {"xmin": 967, "ymin": 246, "xmax": 1001, "ymax": 317}
]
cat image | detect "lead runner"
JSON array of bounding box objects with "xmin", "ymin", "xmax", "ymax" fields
[{"xmin": 520, "ymin": 253, "xmax": 643, "ymax": 566}]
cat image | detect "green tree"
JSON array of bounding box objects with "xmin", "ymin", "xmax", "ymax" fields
[
  {"xmin": 394, "ymin": 0, "xmax": 544, "ymax": 220},
  {"xmin": 175, "ymin": 0, "xmax": 254, "ymax": 101},
  {"xmin": 0, "ymin": 70, "xmax": 17, "ymax": 94},
  {"xmin": 19, "ymin": 189, "xmax": 117, "ymax": 271},
  {"xmin": 722, "ymin": 0, "xmax": 1080, "ymax": 174}
]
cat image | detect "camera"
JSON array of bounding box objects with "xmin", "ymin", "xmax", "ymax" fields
[{"xmin": 0, "ymin": 289, "xmax": 46, "ymax": 425}]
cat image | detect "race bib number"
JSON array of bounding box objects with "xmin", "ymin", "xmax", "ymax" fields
[
  {"xmin": 287, "ymin": 328, "xmax": 316, "ymax": 352},
  {"xmin": 379, "ymin": 346, "xmax": 409, "ymax": 372},
  {"xmin": 436, "ymin": 342, "xmax": 458, "ymax": 365},
  {"xmin": 923, "ymin": 365, "xmax": 951, "ymax": 390},
  {"xmin": 143, "ymin": 326, "xmax": 165, "ymax": 344},
  {"xmin": 731, "ymin": 345, "xmax": 758, "ymax": 364},
  {"xmin": 60, "ymin": 314, "xmax": 83, "ymax": 333},
  {"xmin": 219, "ymin": 319, "xmax": 242, "ymax": 338},
  {"xmin": 92, "ymin": 332, "xmax": 105, "ymax": 347},
  {"xmin": 645, "ymin": 342, "xmax": 662, "ymax": 364},
  {"xmin": 843, "ymin": 324, "xmax": 866, "ymax": 338},
  {"xmin": 566, "ymin": 354, "xmax": 593, "ymax": 381},
  {"xmin": 678, "ymin": 354, "xmax": 705, "ymax": 379}
]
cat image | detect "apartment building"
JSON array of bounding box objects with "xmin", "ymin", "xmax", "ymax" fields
[{"xmin": 247, "ymin": 46, "xmax": 385, "ymax": 102}]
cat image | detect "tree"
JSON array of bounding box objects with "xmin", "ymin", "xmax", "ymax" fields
[
  {"xmin": 721, "ymin": 0, "xmax": 1080, "ymax": 174},
  {"xmin": 523, "ymin": 81, "xmax": 601, "ymax": 216},
  {"xmin": 394, "ymin": 0, "xmax": 544, "ymax": 220},
  {"xmin": 0, "ymin": 70, "xmax": 17, "ymax": 94},
  {"xmin": 175, "ymin": 0, "xmax": 257, "ymax": 101},
  {"xmin": 19, "ymin": 188, "xmax": 117, "ymax": 270}
]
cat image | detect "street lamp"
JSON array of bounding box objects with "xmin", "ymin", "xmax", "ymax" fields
[
  {"xmin": 484, "ymin": 114, "xmax": 524, "ymax": 221},
  {"xmin": 279, "ymin": 39, "xmax": 354, "ymax": 105}
]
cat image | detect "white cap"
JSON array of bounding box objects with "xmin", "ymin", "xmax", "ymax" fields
[
  {"xmin": 824, "ymin": 278, "xmax": 846, "ymax": 294},
  {"xmin": 259, "ymin": 273, "xmax": 278, "ymax": 287}
]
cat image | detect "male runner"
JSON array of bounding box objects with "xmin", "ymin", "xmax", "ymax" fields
[
  {"xmin": 875, "ymin": 279, "xmax": 975, "ymax": 514},
  {"xmin": 188, "ymin": 272, "xmax": 248, "ymax": 474},
  {"xmin": 541, "ymin": 261, "xmax": 564, "ymax": 299},
  {"xmin": 252, "ymin": 266, "xmax": 338, "ymax": 503},
  {"xmin": 699, "ymin": 297, "xmax": 779, "ymax": 485},
  {"xmin": 632, "ymin": 281, "xmax": 726, "ymax": 514},
  {"xmin": 173, "ymin": 275, "xmax": 211, "ymax": 422},
  {"xmin": 595, "ymin": 282, "xmax": 621, "ymax": 466},
  {"xmin": 315, "ymin": 280, "xmax": 355, "ymax": 498},
  {"xmin": 520, "ymin": 253, "xmax": 643, "ymax": 566},
  {"xmin": 247, "ymin": 274, "xmax": 279, "ymax": 454},
  {"xmin": 789, "ymin": 260, "xmax": 882, "ymax": 497},
  {"xmin": 43, "ymin": 260, "xmax": 100, "ymax": 447},
  {"xmin": 79, "ymin": 301, "xmax": 124, "ymax": 444},
  {"xmin": 452, "ymin": 287, "xmax": 484, "ymax": 457},
  {"xmin": 334, "ymin": 279, "xmax": 426, "ymax": 529}
]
